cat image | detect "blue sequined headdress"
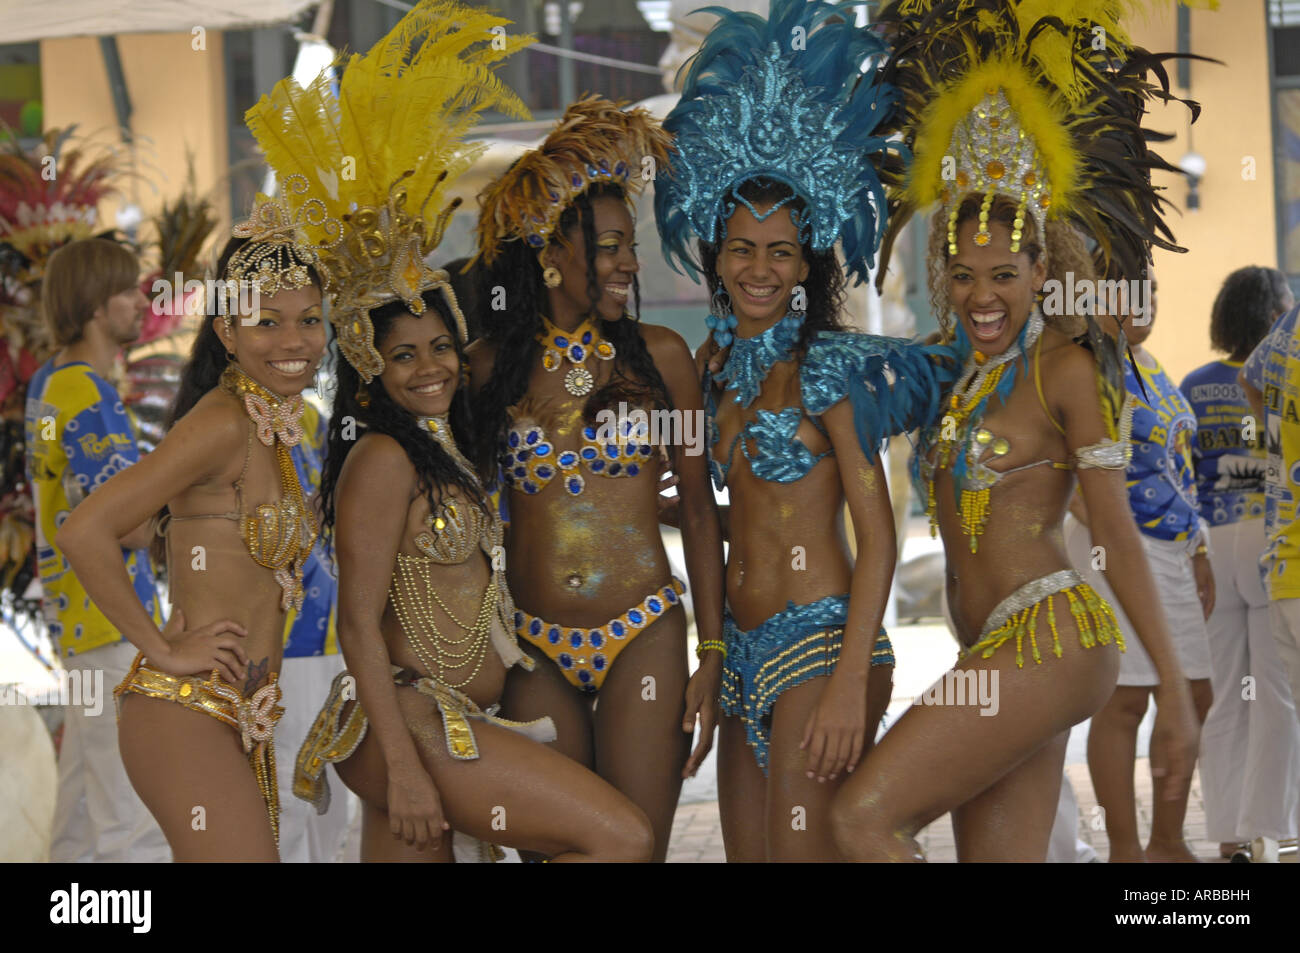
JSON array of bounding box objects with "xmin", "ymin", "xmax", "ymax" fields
[{"xmin": 655, "ymin": 0, "xmax": 904, "ymax": 286}]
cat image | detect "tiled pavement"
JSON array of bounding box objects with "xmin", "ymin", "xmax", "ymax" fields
[{"xmin": 666, "ymin": 760, "xmax": 1226, "ymax": 863}]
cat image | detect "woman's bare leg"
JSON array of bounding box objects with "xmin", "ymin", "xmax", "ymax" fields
[
  {"xmin": 866, "ymin": 662, "xmax": 893, "ymax": 753},
  {"xmin": 951, "ymin": 730, "xmax": 1068, "ymax": 861},
  {"xmin": 1087, "ymin": 685, "xmax": 1151, "ymax": 862},
  {"xmin": 765, "ymin": 675, "xmax": 849, "ymax": 861},
  {"xmin": 832, "ymin": 629, "xmax": 1119, "ymax": 861},
  {"xmin": 1146, "ymin": 677, "xmax": 1213, "ymax": 863},
  {"xmin": 118, "ymin": 695, "xmax": 278, "ymax": 862},
  {"xmin": 337, "ymin": 686, "xmax": 652, "ymax": 861},
  {"xmin": 591, "ymin": 609, "xmax": 691, "ymax": 862},
  {"xmin": 717, "ymin": 712, "xmax": 766, "ymax": 862}
]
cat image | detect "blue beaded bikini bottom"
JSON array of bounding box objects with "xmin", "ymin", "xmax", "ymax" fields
[{"xmin": 719, "ymin": 594, "xmax": 894, "ymax": 773}]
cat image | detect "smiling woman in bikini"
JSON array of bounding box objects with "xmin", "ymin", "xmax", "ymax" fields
[{"xmin": 58, "ymin": 204, "xmax": 328, "ymax": 861}]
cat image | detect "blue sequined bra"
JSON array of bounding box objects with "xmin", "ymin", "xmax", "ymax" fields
[
  {"xmin": 703, "ymin": 315, "xmax": 953, "ymax": 489},
  {"xmin": 501, "ymin": 408, "xmax": 662, "ymax": 496}
]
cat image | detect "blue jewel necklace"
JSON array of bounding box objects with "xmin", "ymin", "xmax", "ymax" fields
[{"xmin": 717, "ymin": 311, "xmax": 804, "ymax": 407}]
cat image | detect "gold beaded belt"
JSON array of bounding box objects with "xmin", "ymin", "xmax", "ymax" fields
[
  {"xmin": 115, "ymin": 652, "xmax": 284, "ymax": 845},
  {"xmin": 965, "ymin": 570, "xmax": 1125, "ymax": 669}
]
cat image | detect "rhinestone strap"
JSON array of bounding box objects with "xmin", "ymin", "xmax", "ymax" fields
[{"xmin": 979, "ymin": 569, "xmax": 1083, "ymax": 640}]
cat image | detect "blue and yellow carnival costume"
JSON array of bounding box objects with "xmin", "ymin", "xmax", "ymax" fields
[
  {"xmin": 656, "ymin": 0, "xmax": 951, "ymax": 770},
  {"xmin": 873, "ymin": 0, "xmax": 1215, "ymax": 667}
]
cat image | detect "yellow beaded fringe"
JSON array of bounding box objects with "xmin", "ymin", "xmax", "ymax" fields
[{"xmin": 965, "ymin": 583, "xmax": 1126, "ymax": 669}]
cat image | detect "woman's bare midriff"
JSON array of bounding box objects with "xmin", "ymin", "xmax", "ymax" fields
[
  {"xmin": 929, "ymin": 341, "xmax": 1080, "ymax": 648},
  {"xmin": 507, "ymin": 468, "xmax": 673, "ymax": 622},
  {"xmin": 711, "ymin": 358, "xmax": 854, "ymax": 631}
]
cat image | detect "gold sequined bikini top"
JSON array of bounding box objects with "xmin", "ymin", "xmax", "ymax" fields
[
  {"xmin": 411, "ymin": 415, "xmax": 501, "ymax": 563},
  {"xmin": 163, "ymin": 364, "xmax": 318, "ymax": 610}
]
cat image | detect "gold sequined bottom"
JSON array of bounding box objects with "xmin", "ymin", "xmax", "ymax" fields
[
  {"xmin": 115, "ymin": 652, "xmax": 283, "ymax": 846},
  {"xmin": 964, "ymin": 570, "xmax": 1126, "ymax": 669}
]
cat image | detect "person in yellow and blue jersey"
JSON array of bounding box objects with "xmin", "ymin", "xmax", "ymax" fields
[
  {"xmin": 1065, "ymin": 275, "xmax": 1216, "ymax": 863},
  {"xmin": 1187, "ymin": 266, "xmax": 1299, "ymax": 864},
  {"xmin": 23, "ymin": 238, "xmax": 169, "ymax": 862}
]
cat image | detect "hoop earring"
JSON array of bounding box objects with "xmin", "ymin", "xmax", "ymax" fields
[{"xmin": 542, "ymin": 266, "xmax": 562, "ymax": 289}]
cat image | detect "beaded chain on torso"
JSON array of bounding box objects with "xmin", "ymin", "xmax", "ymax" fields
[
  {"xmin": 925, "ymin": 311, "xmax": 1044, "ymax": 553},
  {"xmin": 218, "ymin": 364, "xmax": 318, "ymax": 610},
  {"xmin": 388, "ymin": 414, "xmax": 504, "ymax": 689}
]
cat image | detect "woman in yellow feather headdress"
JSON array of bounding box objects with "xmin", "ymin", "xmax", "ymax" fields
[
  {"xmin": 465, "ymin": 94, "xmax": 726, "ymax": 862},
  {"xmin": 233, "ymin": 1, "xmax": 658, "ymax": 862},
  {"xmin": 830, "ymin": 0, "xmax": 1212, "ymax": 862}
]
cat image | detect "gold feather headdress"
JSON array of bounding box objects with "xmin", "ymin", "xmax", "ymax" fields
[
  {"xmin": 245, "ymin": 0, "xmax": 533, "ymax": 381},
  {"xmin": 876, "ymin": 0, "xmax": 1219, "ymax": 284},
  {"xmin": 474, "ymin": 96, "xmax": 673, "ymax": 264}
]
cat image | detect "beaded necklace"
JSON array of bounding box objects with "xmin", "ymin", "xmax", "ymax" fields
[
  {"xmin": 388, "ymin": 412, "xmax": 502, "ymax": 689},
  {"xmin": 926, "ymin": 309, "xmax": 1044, "ymax": 553},
  {"xmin": 218, "ymin": 363, "xmax": 318, "ymax": 611},
  {"xmin": 537, "ymin": 315, "xmax": 616, "ymax": 396},
  {"xmin": 716, "ymin": 311, "xmax": 804, "ymax": 408}
]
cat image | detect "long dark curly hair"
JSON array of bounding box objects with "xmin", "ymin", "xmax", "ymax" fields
[
  {"xmin": 472, "ymin": 181, "xmax": 673, "ymax": 482},
  {"xmin": 1210, "ymin": 266, "xmax": 1291, "ymax": 361},
  {"xmin": 698, "ymin": 177, "xmax": 847, "ymax": 357},
  {"xmin": 320, "ymin": 288, "xmax": 488, "ymax": 546}
]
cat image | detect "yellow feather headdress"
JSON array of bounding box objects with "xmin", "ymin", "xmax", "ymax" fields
[
  {"xmin": 244, "ymin": 0, "xmax": 533, "ymax": 381},
  {"xmin": 474, "ymin": 96, "xmax": 673, "ymax": 265},
  {"xmin": 877, "ymin": 0, "xmax": 1218, "ymax": 284}
]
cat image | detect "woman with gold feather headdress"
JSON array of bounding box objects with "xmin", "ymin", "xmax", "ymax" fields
[
  {"xmin": 830, "ymin": 0, "xmax": 1214, "ymax": 862},
  {"xmin": 55, "ymin": 185, "xmax": 329, "ymax": 858},
  {"xmin": 244, "ymin": 0, "xmax": 653, "ymax": 862},
  {"xmin": 466, "ymin": 93, "xmax": 725, "ymax": 862}
]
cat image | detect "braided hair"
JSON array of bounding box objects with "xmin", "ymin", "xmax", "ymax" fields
[{"xmin": 472, "ymin": 182, "xmax": 672, "ymax": 482}]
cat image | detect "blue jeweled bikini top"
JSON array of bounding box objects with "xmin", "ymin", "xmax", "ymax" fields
[
  {"xmin": 703, "ymin": 313, "xmax": 954, "ymax": 488},
  {"xmin": 501, "ymin": 399, "xmax": 662, "ymax": 496}
]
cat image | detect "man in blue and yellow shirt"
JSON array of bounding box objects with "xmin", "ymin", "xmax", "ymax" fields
[{"xmin": 24, "ymin": 239, "xmax": 168, "ymax": 862}]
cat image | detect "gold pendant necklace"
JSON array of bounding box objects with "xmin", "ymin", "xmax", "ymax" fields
[{"xmin": 537, "ymin": 316, "xmax": 615, "ymax": 397}]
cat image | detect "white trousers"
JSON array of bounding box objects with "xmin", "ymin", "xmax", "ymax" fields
[
  {"xmin": 50, "ymin": 639, "xmax": 171, "ymax": 862},
  {"xmin": 276, "ymin": 654, "xmax": 356, "ymax": 863},
  {"xmin": 1200, "ymin": 520, "xmax": 1300, "ymax": 842}
]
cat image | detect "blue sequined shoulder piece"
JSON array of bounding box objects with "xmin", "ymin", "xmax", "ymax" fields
[{"xmin": 800, "ymin": 331, "xmax": 954, "ymax": 455}]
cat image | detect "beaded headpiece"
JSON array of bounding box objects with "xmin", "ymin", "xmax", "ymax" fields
[
  {"xmin": 876, "ymin": 0, "xmax": 1220, "ymax": 285},
  {"xmin": 475, "ymin": 96, "xmax": 673, "ymax": 263},
  {"xmin": 222, "ymin": 176, "xmax": 336, "ymax": 314},
  {"xmin": 244, "ymin": 0, "xmax": 533, "ymax": 381},
  {"xmin": 655, "ymin": 0, "xmax": 904, "ymax": 286}
]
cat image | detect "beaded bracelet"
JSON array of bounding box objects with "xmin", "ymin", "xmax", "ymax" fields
[{"xmin": 696, "ymin": 639, "xmax": 727, "ymax": 659}]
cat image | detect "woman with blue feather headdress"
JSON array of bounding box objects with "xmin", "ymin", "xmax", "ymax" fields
[{"xmin": 655, "ymin": 0, "xmax": 953, "ymax": 861}]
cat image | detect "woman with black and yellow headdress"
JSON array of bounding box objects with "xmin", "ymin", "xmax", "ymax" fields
[
  {"xmin": 469, "ymin": 97, "xmax": 726, "ymax": 861},
  {"xmin": 245, "ymin": 0, "xmax": 653, "ymax": 861},
  {"xmin": 831, "ymin": 0, "xmax": 1212, "ymax": 862}
]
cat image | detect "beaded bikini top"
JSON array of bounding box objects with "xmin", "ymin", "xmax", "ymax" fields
[
  {"xmin": 389, "ymin": 413, "xmax": 529, "ymax": 687},
  {"xmin": 166, "ymin": 364, "xmax": 318, "ymax": 610},
  {"xmin": 704, "ymin": 312, "xmax": 947, "ymax": 488},
  {"xmin": 501, "ymin": 396, "xmax": 661, "ymax": 496},
  {"xmin": 411, "ymin": 415, "xmax": 500, "ymax": 564}
]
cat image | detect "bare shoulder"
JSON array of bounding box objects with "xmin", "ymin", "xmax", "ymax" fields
[
  {"xmin": 640, "ymin": 322, "xmax": 693, "ymax": 367},
  {"xmin": 169, "ymin": 388, "xmax": 248, "ymax": 454},
  {"xmin": 1038, "ymin": 331, "xmax": 1097, "ymax": 387},
  {"xmin": 340, "ymin": 431, "xmax": 417, "ymax": 498}
]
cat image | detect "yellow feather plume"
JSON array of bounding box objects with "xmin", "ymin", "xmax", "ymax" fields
[
  {"xmin": 907, "ymin": 56, "xmax": 1082, "ymax": 218},
  {"xmin": 245, "ymin": 0, "xmax": 533, "ymax": 250}
]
